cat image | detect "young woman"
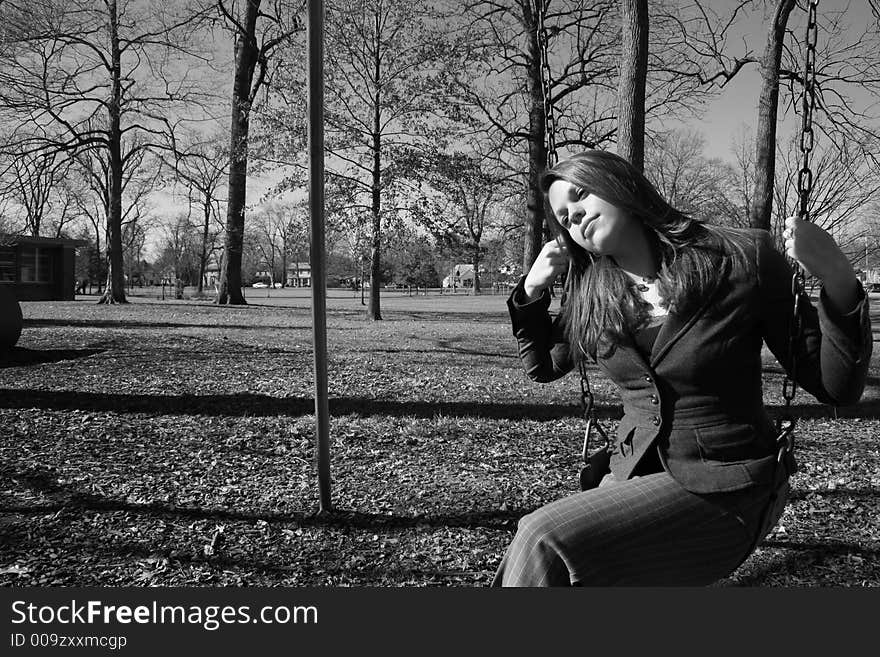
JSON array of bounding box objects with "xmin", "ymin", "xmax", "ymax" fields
[{"xmin": 493, "ymin": 150, "xmax": 872, "ymax": 586}]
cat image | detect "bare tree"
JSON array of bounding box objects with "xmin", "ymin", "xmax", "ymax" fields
[
  {"xmin": 265, "ymin": 0, "xmax": 449, "ymax": 319},
  {"xmin": 172, "ymin": 132, "xmax": 228, "ymax": 292},
  {"xmin": 455, "ymin": 0, "xmax": 739, "ymax": 272},
  {"xmin": 664, "ymin": 1, "xmax": 880, "ymax": 230},
  {"xmin": 730, "ymin": 126, "xmax": 757, "ymax": 229},
  {"xmin": 336, "ymin": 210, "xmax": 371, "ymax": 302},
  {"xmin": 645, "ymin": 129, "xmax": 745, "ymax": 227},
  {"xmin": 214, "ymin": 0, "xmax": 304, "ymax": 305},
  {"xmin": 412, "ymin": 151, "xmax": 514, "ymax": 295},
  {"xmin": 73, "ymin": 141, "xmax": 163, "ymax": 290},
  {"xmin": 0, "ymin": 0, "xmax": 215, "ymax": 303},
  {"xmin": 779, "ymin": 4, "xmax": 880, "ymax": 168},
  {"xmin": 122, "ymin": 213, "xmax": 151, "ymax": 289},
  {"xmin": 249, "ymin": 200, "xmax": 306, "ymax": 287},
  {"xmin": 156, "ymin": 213, "xmax": 201, "ymax": 291},
  {"xmin": 455, "ymin": 1, "xmax": 618, "ymax": 273},
  {"xmin": 772, "ymin": 132, "xmax": 880, "ymax": 254},
  {"xmin": 0, "ymin": 148, "xmax": 80, "ymax": 237}
]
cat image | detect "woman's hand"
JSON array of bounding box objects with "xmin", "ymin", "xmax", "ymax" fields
[
  {"xmin": 523, "ymin": 239, "xmax": 569, "ymax": 301},
  {"xmin": 783, "ymin": 215, "xmax": 860, "ymax": 313}
]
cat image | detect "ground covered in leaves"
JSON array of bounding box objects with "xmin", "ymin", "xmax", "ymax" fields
[{"xmin": 1, "ymin": 288, "xmax": 879, "ymax": 586}]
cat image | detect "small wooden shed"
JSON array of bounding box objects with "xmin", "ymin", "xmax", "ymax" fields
[{"xmin": 0, "ymin": 234, "xmax": 87, "ymax": 301}]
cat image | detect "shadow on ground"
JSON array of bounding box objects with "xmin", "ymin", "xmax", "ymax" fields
[
  {"xmin": 0, "ymin": 388, "xmax": 620, "ymax": 420},
  {"xmin": 24, "ymin": 318, "xmax": 311, "ymax": 331},
  {"xmin": 0, "ymin": 347, "xmax": 106, "ymax": 369},
  {"xmin": 6, "ymin": 467, "xmax": 525, "ymax": 531}
]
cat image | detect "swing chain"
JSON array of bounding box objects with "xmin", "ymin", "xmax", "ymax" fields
[
  {"xmin": 538, "ymin": 1, "xmax": 606, "ymax": 462},
  {"xmin": 779, "ymin": 0, "xmax": 819, "ymax": 472},
  {"xmin": 797, "ymin": 0, "xmax": 819, "ymax": 225},
  {"xmin": 535, "ymin": 0, "xmax": 558, "ymax": 168},
  {"xmin": 579, "ymin": 359, "xmax": 609, "ymax": 462}
]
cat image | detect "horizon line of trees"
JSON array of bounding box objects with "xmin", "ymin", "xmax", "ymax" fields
[{"xmin": 2, "ymin": 0, "xmax": 880, "ymax": 311}]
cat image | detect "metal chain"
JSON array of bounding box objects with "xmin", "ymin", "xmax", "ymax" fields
[
  {"xmin": 779, "ymin": 0, "xmax": 820, "ymax": 462},
  {"xmin": 535, "ymin": 0, "xmax": 558, "ymax": 168},
  {"xmin": 579, "ymin": 359, "xmax": 609, "ymax": 462},
  {"xmin": 537, "ymin": 2, "xmax": 604, "ymax": 459}
]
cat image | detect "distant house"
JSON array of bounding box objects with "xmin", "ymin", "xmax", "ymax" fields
[
  {"xmin": 0, "ymin": 234, "xmax": 87, "ymax": 301},
  {"xmin": 442, "ymin": 264, "xmax": 485, "ymax": 289},
  {"xmin": 286, "ymin": 261, "xmax": 311, "ymax": 287},
  {"xmin": 204, "ymin": 255, "xmax": 221, "ymax": 287}
]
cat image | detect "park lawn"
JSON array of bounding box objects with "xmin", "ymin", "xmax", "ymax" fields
[{"xmin": 1, "ymin": 289, "xmax": 878, "ymax": 586}]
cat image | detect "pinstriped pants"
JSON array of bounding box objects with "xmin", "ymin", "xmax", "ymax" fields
[{"xmin": 491, "ymin": 471, "xmax": 777, "ymax": 587}]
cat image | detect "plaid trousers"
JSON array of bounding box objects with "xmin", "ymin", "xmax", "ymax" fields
[{"xmin": 491, "ymin": 470, "xmax": 779, "ymax": 587}]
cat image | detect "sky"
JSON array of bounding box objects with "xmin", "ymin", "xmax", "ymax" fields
[{"xmin": 670, "ymin": 0, "xmax": 879, "ymax": 160}]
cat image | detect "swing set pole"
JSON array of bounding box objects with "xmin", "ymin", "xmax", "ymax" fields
[{"xmin": 307, "ymin": 0, "xmax": 332, "ymax": 513}]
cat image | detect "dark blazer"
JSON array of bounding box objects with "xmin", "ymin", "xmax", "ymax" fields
[{"xmin": 508, "ymin": 228, "xmax": 872, "ymax": 494}]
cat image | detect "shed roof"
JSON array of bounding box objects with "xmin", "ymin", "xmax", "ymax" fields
[{"xmin": 0, "ymin": 233, "xmax": 88, "ymax": 247}]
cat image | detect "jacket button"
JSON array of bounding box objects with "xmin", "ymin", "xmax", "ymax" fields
[
  {"xmin": 650, "ymin": 395, "xmax": 659, "ymax": 405},
  {"xmin": 652, "ymin": 415, "xmax": 661, "ymax": 426}
]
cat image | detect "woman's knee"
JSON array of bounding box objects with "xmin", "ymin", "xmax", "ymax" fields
[
  {"xmin": 500, "ymin": 507, "xmax": 574, "ymax": 586},
  {"xmin": 516, "ymin": 507, "xmax": 553, "ymax": 540},
  {"xmin": 512, "ymin": 505, "xmax": 573, "ymax": 557}
]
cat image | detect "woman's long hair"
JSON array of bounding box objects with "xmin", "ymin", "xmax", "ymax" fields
[{"xmin": 541, "ymin": 150, "xmax": 748, "ymax": 360}]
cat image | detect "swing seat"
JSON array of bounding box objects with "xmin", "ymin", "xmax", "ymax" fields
[{"xmin": 579, "ymin": 446, "xmax": 611, "ymax": 491}]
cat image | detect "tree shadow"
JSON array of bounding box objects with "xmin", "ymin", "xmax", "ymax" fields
[
  {"xmin": 24, "ymin": 319, "xmax": 311, "ymax": 331},
  {"xmin": 386, "ymin": 310, "xmax": 510, "ymax": 323},
  {"xmin": 7, "ymin": 467, "xmax": 526, "ymax": 531},
  {"xmin": 762, "ymin": 399, "xmax": 880, "ymax": 420},
  {"xmin": 762, "ymin": 365, "xmax": 880, "ymax": 389},
  {"xmin": 367, "ymin": 347, "xmax": 515, "ymax": 359},
  {"xmin": 0, "ymin": 347, "xmax": 106, "ymax": 369},
  {"xmin": 0, "ymin": 387, "xmax": 621, "ymax": 420}
]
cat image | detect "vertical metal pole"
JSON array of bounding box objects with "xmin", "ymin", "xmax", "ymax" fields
[{"xmin": 308, "ymin": 0, "xmax": 332, "ymax": 513}]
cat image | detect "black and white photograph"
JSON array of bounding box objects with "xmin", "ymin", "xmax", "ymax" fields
[{"xmin": 1, "ymin": 0, "xmax": 879, "ymax": 640}]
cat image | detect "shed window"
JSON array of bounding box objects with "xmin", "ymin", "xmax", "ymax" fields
[
  {"xmin": 0, "ymin": 247, "xmax": 14, "ymax": 282},
  {"xmin": 20, "ymin": 246, "xmax": 54, "ymax": 283}
]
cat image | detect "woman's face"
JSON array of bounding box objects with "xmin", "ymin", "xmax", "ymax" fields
[{"xmin": 547, "ymin": 179, "xmax": 642, "ymax": 257}]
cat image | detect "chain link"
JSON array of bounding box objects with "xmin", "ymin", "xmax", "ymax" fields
[
  {"xmin": 579, "ymin": 358, "xmax": 592, "ymax": 419},
  {"xmin": 540, "ymin": 1, "xmax": 605, "ymax": 458},
  {"xmin": 535, "ymin": 0, "xmax": 558, "ymax": 168},
  {"xmin": 780, "ymin": 0, "xmax": 820, "ymax": 447}
]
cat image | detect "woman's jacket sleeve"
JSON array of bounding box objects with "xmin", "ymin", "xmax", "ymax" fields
[
  {"xmin": 756, "ymin": 230, "xmax": 872, "ymax": 405},
  {"xmin": 506, "ymin": 277, "xmax": 574, "ymax": 382}
]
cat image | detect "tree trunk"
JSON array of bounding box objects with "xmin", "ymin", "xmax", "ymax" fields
[
  {"xmin": 524, "ymin": 3, "xmax": 547, "ymax": 274},
  {"xmin": 99, "ymin": 0, "xmax": 127, "ymax": 305},
  {"xmin": 93, "ymin": 224, "xmax": 101, "ymax": 291},
  {"xmin": 368, "ymin": 174, "xmax": 382, "ymax": 319},
  {"xmin": 281, "ymin": 236, "xmax": 287, "ymax": 287},
  {"xmin": 368, "ymin": 37, "xmax": 382, "ymax": 320},
  {"xmin": 617, "ymin": 0, "xmax": 649, "ymax": 171},
  {"xmin": 751, "ymin": 0, "xmax": 796, "ymax": 231},
  {"xmin": 197, "ymin": 194, "xmax": 210, "ymax": 293},
  {"xmin": 217, "ymin": 0, "xmax": 262, "ymax": 305},
  {"xmin": 472, "ymin": 247, "xmax": 481, "ymax": 295}
]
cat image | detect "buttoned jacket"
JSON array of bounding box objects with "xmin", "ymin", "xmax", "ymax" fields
[{"xmin": 508, "ymin": 228, "xmax": 872, "ymax": 494}]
